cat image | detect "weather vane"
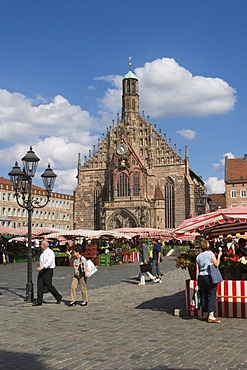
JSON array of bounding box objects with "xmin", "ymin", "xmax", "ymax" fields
[{"xmin": 128, "ymin": 56, "xmax": 132, "ymax": 70}]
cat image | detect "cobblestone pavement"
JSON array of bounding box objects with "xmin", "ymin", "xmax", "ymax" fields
[{"xmin": 0, "ymin": 258, "xmax": 246, "ymax": 370}]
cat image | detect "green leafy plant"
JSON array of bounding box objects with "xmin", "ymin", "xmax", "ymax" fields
[{"xmin": 175, "ymin": 250, "xmax": 198, "ymax": 270}]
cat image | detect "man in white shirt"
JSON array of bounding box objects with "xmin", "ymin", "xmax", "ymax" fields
[{"xmin": 33, "ymin": 239, "xmax": 62, "ymax": 306}]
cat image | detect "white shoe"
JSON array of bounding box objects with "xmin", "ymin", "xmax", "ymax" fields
[
  {"xmin": 153, "ymin": 278, "xmax": 160, "ymax": 283},
  {"xmin": 138, "ymin": 282, "xmax": 145, "ymax": 286},
  {"xmin": 158, "ymin": 279, "xmax": 162, "ymax": 283}
]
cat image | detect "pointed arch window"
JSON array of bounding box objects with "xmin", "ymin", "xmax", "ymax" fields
[
  {"xmin": 117, "ymin": 173, "xmax": 130, "ymax": 197},
  {"xmin": 132, "ymin": 99, "xmax": 136, "ymax": 110},
  {"xmin": 165, "ymin": 178, "xmax": 175, "ymax": 228},
  {"xmin": 133, "ymin": 172, "xmax": 140, "ymax": 196},
  {"xmin": 94, "ymin": 182, "xmax": 102, "ymax": 229}
]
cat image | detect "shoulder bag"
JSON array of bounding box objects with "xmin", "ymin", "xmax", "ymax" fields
[{"xmin": 209, "ymin": 264, "xmax": 223, "ymax": 284}]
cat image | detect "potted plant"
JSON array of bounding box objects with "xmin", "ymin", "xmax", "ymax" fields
[{"xmin": 175, "ymin": 250, "xmax": 198, "ymax": 280}]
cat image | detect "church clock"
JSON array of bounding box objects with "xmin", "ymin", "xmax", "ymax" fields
[{"xmin": 117, "ymin": 143, "xmax": 128, "ymax": 155}]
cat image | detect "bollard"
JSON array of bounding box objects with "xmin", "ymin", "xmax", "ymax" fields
[{"xmin": 174, "ymin": 308, "xmax": 183, "ymax": 317}]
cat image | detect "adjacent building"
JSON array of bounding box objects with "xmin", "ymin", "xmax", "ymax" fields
[
  {"xmin": 0, "ymin": 177, "xmax": 73, "ymax": 229},
  {"xmin": 225, "ymin": 155, "xmax": 247, "ymax": 208},
  {"xmin": 74, "ymin": 67, "xmax": 207, "ymax": 230}
]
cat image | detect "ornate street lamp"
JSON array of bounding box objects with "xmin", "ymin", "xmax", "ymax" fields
[
  {"xmin": 8, "ymin": 147, "xmax": 57, "ymax": 302},
  {"xmin": 209, "ymin": 201, "xmax": 217, "ymax": 212},
  {"xmin": 196, "ymin": 193, "xmax": 208, "ymax": 215}
]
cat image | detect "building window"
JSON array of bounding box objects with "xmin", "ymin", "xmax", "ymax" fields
[
  {"xmin": 164, "ymin": 178, "xmax": 175, "ymax": 228},
  {"xmin": 240, "ymin": 189, "xmax": 246, "ymax": 198},
  {"xmin": 230, "ymin": 190, "xmax": 237, "ymax": 198},
  {"xmin": 94, "ymin": 182, "xmax": 102, "ymax": 229},
  {"xmin": 117, "ymin": 173, "xmax": 130, "ymax": 197},
  {"xmin": 133, "ymin": 173, "xmax": 140, "ymax": 196}
]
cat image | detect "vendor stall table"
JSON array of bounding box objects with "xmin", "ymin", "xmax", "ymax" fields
[{"xmin": 186, "ymin": 279, "xmax": 247, "ymax": 318}]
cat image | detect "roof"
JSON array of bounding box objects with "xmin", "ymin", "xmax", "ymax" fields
[
  {"xmin": 226, "ymin": 158, "xmax": 247, "ymax": 182},
  {"xmin": 208, "ymin": 193, "xmax": 226, "ymax": 209},
  {"xmin": 123, "ymin": 70, "xmax": 138, "ymax": 80},
  {"xmin": 0, "ymin": 176, "xmax": 44, "ymax": 191}
]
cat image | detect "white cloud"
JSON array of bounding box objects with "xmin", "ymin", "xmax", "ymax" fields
[
  {"xmin": 51, "ymin": 168, "xmax": 78, "ymax": 194},
  {"xmin": 212, "ymin": 152, "xmax": 235, "ymax": 171},
  {"xmin": 0, "ymin": 89, "xmax": 103, "ymax": 194},
  {"xmin": 0, "ymin": 90, "xmax": 98, "ymax": 143},
  {"xmin": 99, "ymin": 57, "xmax": 236, "ymax": 118},
  {"xmin": 205, "ymin": 177, "xmax": 225, "ymax": 193},
  {"xmin": 0, "ymin": 57, "xmax": 237, "ymax": 194},
  {"xmin": 177, "ymin": 129, "xmax": 196, "ymax": 140}
]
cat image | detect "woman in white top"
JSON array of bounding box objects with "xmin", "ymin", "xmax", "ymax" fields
[
  {"xmin": 196, "ymin": 239, "xmax": 222, "ymax": 323},
  {"xmin": 67, "ymin": 246, "xmax": 89, "ymax": 306}
]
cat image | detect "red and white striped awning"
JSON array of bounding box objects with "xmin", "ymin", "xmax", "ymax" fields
[
  {"xmin": 110, "ymin": 227, "xmax": 172, "ymax": 240},
  {"xmin": 44, "ymin": 229, "xmax": 132, "ymax": 240},
  {"xmin": 0, "ymin": 226, "xmax": 22, "ymax": 236},
  {"xmin": 173, "ymin": 206, "xmax": 247, "ymax": 239},
  {"xmin": 13, "ymin": 227, "xmax": 62, "ymax": 237}
]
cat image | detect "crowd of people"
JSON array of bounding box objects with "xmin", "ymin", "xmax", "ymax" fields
[
  {"xmin": 213, "ymin": 235, "xmax": 247, "ymax": 257},
  {"xmin": 32, "ymin": 237, "xmax": 165, "ymax": 306},
  {"xmin": 31, "ymin": 233, "xmax": 247, "ymax": 324}
]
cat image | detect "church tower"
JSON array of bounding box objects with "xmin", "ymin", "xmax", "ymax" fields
[{"xmin": 73, "ymin": 61, "xmax": 207, "ymax": 230}]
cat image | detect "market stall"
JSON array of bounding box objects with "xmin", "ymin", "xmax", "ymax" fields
[
  {"xmin": 173, "ymin": 206, "xmax": 247, "ymax": 318},
  {"xmin": 44, "ymin": 228, "xmax": 133, "ymax": 266},
  {"xmin": 186, "ymin": 279, "xmax": 247, "ymax": 318}
]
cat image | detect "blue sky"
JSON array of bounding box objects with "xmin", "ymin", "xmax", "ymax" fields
[{"xmin": 0, "ymin": 0, "xmax": 246, "ymax": 194}]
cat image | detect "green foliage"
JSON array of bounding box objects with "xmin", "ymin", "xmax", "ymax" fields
[{"xmin": 175, "ymin": 250, "xmax": 198, "ymax": 270}]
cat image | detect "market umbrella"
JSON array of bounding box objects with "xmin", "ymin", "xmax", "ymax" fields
[
  {"xmin": 44, "ymin": 229, "xmax": 132, "ymax": 240},
  {"xmin": 44, "ymin": 229, "xmax": 102, "ymax": 239},
  {"xmin": 110, "ymin": 227, "xmax": 171, "ymax": 239},
  {"xmin": 173, "ymin": 232, "xmax": 198, "ymax": 241},
  {"xmin": 0, "ymin": 226, "xmax": 21, "ymax": 236},
  {"xmin": 13, "ymin": 226, "xmax": 62, "ymax": 238},
  {"xmin": 172, "ymin": 206, "xmax": 247, "ymax": 239}
]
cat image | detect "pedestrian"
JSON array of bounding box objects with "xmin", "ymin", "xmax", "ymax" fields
[
  {"xmin": 196, "ymin": 239, "xmax": 222, "ymax": 323},
  {"xmin": 138, "ymin": 239, "xmax": 156, "ymax": 285},
  {"xmin": 235, "ymin": 237, "xmax": 247, "ymax": 257},
  {"xmin": 67, "ymin": 246, "xmax": 89, "ymax": 306},
  {"xmin": 33, "ymin": 239, "xmax": 62, "ymax": 306},
  {"xmin": 152, "ymin": 239, "xmax": 162, "ymax": 283}
]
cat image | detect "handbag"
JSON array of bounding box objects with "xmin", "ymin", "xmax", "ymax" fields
[
  {"xmin": 209, "ymin": 264, "xmax": 223, "ymax": 284},
  {"xmin": 87, "ymin": 259, "xmax": 98, "ymax": 277},
  {"xmin": 140, "ymin": 262, "xmax": 152, "ymax": 274},
  {"xmin": 190, "ymin": 285, "xmax": 201, "ymax": 310}
]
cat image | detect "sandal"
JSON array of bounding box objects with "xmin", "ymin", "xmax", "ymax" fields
[{"xmin": 207, "ymin": 318, "xmax": 221, "ymax": 323}]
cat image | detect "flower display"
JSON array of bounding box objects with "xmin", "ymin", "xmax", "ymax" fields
[
  {"xmin": 220, "ymin": 255, "xmax": 247, "ymax": 271},
  {"xmin": 176, "ymin": 249, "xmax": 247, "ymax": 280},
  {"xmin": 175, "ymin": 250, "xmax": 198, "ymax": 270}
]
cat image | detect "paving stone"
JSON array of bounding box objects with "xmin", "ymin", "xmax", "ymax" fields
[{"xmin": 1, "ymin": 259, "xmax": 247, "ymax": 369}]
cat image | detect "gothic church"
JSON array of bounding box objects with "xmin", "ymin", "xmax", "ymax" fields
[{"xmin": 74, "ymin": 66, "xmax": 206, "ymax": 230}]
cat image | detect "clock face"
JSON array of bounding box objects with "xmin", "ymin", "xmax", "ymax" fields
[{"xmin": 117, "ymin": 143, "xmax": 128, "ymax": 155}]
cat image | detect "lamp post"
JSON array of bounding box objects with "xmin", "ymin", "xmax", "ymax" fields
[
  {"xmin": 209, "ymin": 201, "xmax": 217, "ymax": 212},
  {"xmin": 8, "ymin": 147, "xmax": 57, "ymax": 302}
]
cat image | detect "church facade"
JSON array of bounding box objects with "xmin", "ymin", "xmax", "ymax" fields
[{"xmin": 74, "ymin": 68, "xmax": 206, "ymax": 230}]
